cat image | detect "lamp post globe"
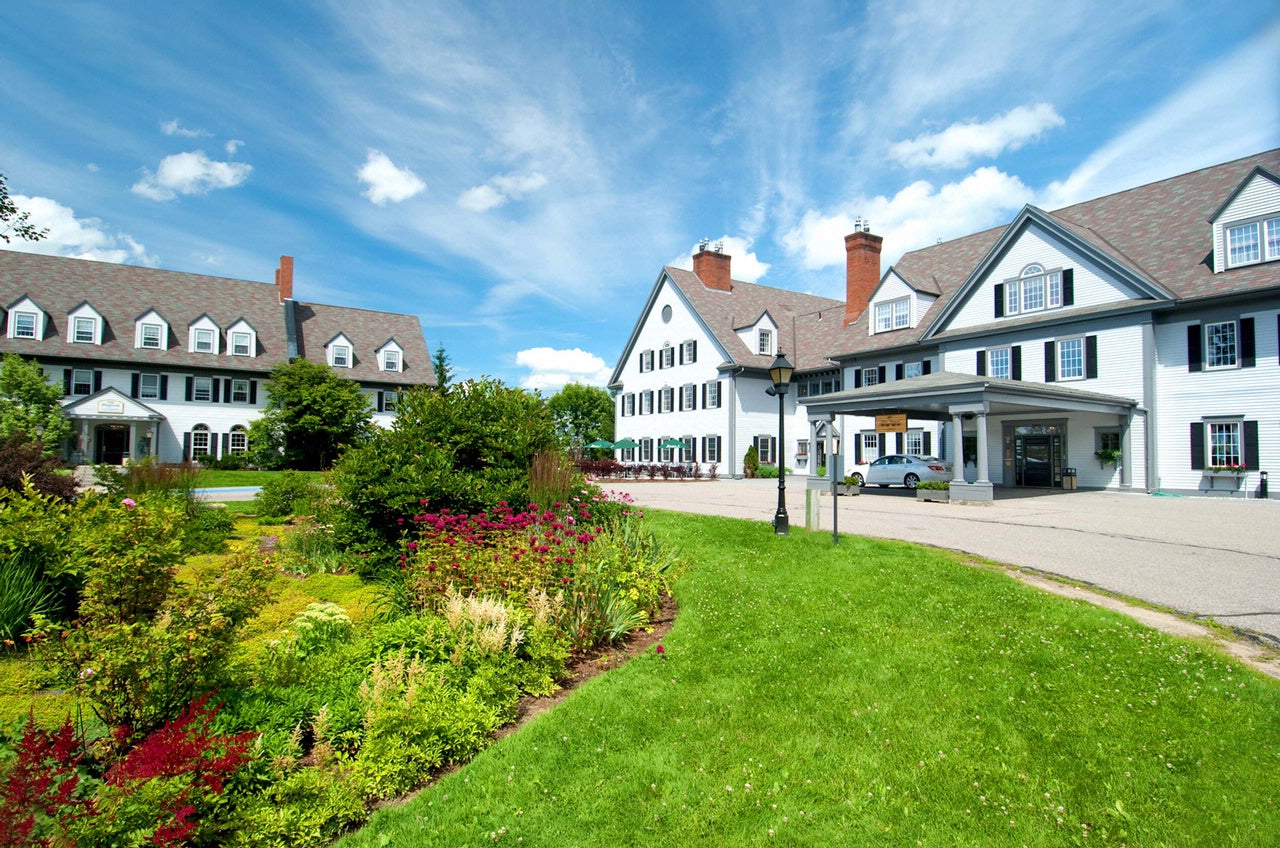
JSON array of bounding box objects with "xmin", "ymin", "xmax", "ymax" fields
[{"xmin": 768, "ymin": 350, "xmax": 793, "ymax": 535}]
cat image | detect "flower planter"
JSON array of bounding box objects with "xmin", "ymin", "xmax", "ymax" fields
[
  {"xmin": 1203, "ymin": 471, "xmax": 1244, "ymax": 491},
  {"xmin": 917, "ymin": 488, "xmax": 950, "ymax": 503},
  {"xmin": 837, "ymin": 484, "xmax": 860, "ymax": 497}
]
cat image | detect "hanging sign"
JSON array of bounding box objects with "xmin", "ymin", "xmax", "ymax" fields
[{"xmin": 875, "ymin": 413, "xmax": 908, "ymax": 433}]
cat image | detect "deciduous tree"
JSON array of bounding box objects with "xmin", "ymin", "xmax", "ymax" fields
[
  {"xmin": 0, "ymin": 352, "xmax": 71, "ymax": 453},
  {"xmin": 0, "ymin": 172, "xmax": 48, "ymax": 244},
  {"xmin": 547, "ymin": 383, "xmax": 614, "ymax": 449},
  {"xmin": 248, "ymin": 358, "xmax": 372, "ymax": 470}
]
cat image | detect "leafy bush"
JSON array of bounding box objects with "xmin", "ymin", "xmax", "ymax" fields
[
  {"xmin": 743, "ymin": 445, "xmax": 759, "ymax": 478},
  {"xmin": 755, "ymin": 464, "xmax": 792, "ymax": 479},
  {"xmin": 916, "ymin": 480, "xmax": 950, "ymax": 490},
  {"xmin": 0, "ymin": 717, "xmax": 93, "ymax": 846},
  {"xmin": 253, "ymin": 470, "xmax": 324, "ymax": 520},
  {"xmin": 225, "ymin": 765, "xmax": 365, "ymax": 848},
  {"xmin": 1, "ymin": 550, "xmax": 59, "ymax": 644},
  {"xmin": 93, "ymin": 458, "xmax": 200, "ymax": 502},
  {"xmin": 276, "ymin": 513, "xmax": 346, "ymax": 575},
  {"xmin": 0, "ymin": 434, "xmax": 76, "ymax": 499},
  {"xmin": 204, "ymin": 453, "xmax": 250, "ymax": 470},
  {"xmin": 182, "ymin": 505, "xmax": 236, "ymax": 555}
]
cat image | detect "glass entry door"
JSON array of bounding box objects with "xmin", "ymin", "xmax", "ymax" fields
[{"xmin": 1013, "ymin": 429, "xmax": 1063, "ymax": 487}]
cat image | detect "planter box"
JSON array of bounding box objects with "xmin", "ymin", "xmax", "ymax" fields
[
  {"xmin": 806, "ymin": 479, "xmax": 859, "ymax": 496},
  {"xmin": 917, "ymin": 489, "xmax": 950, "ymax": 503},
  {"xmin": 1202, "ymin": 471, "xmax": 1244, "ymax": 491},
  {"xmin": 838, "ymin": 484, "xmax": 860, "ymax": 497}
]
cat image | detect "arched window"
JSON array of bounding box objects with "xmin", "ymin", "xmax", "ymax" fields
[
  {"xmin": 190, "ymin": 424, "xmax": 211, "ymax": 458},
  {"xmin": 229, "ymin": 425, "xmax": 248, "ymax": 456}
]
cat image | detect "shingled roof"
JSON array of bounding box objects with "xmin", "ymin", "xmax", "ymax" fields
[
  {"xmin": 830, "ymin": 149, "xmax": 1280, "ymax": 359},
  {"xmin": 293, "ymin": 301, "xmax": 434, "ymax": 386}
]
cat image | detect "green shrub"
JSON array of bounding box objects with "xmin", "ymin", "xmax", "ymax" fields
[
  {"xmin": 755, "ymin": 464, "xmax": 792, "ymax": 479},
  {"xmin": 205, "ymin": 453, "xmax": 250, "ymax": 470},
  {"xmin": 254, "ymin": 470, "xmax": 323, "ymax": 519},
  {"xmin": 182, "ymin": 504, "xmax": 236, "ymax": 554},
  {"xmin": 0, "ymin": 481, "xmax": 81, "ymax": 637},
  {"xmin": 916, "ymin": 480, "xmax": 950, "ymax": 490},
  {"xmin": 0, "ymin": 434, "xmax": 76, "ymax": 499},
  {"xmin": 276, "ymin": 513, "xmax": 346, "ymax": 575},
  {"xmin": 226, "ymin": 766, "xmax": 365, "ymax": 848},
  {"xmin": 743, "ymin": 445, "xmax": 759, "ymax": 478}
]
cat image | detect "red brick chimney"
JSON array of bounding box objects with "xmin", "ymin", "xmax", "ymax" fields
[
  {"xmin": 845, "ymin": 228, "xmax": 883, "ymax": 325},
  {"xmin": 275, "ymin": 255, "xmax": 294, "ymax": 303},
  {"xmin": 692, "ymin": 246, "xmax": 732, "ymax": 292}
]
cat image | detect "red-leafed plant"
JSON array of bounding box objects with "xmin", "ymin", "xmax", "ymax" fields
[{"xmin": 0, "ymin": 717, "xmax": 94, "ymax": 847}]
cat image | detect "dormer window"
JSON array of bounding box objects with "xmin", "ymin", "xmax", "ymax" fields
[
  {"xmin": 194, "ymin": 329, "xmax": 215, "ymax": 353},
  {"xmin": 5, "ymin": 297, "xmax": 45, "ymax": 341},
  {"xmin": 134, "ymin": 310, "xmax": 170, "ymax": 350},
  {"xmin": 873, "ymin": 297, "xmax": 910, "ymax": 332},
  {"xmin": 327, "ymin": 333, "xmax": 354, "ymax": 369},
  {"xmin": 225, "ymin": 319, "xmax": 257, "ymax": 358},
  {"xmin": 188, "ymin": 315, "xmax": 221, "ymax": 354},
  {"xmin": 1225, "ymin": 217, "xmax": 1280, "ymax": 267},
  {"xmin": 13, "ymin": 312, "xmax": 37, "ymax": 338},
  {"xmin": 140, "ymin": 323, "xmax": 163, "ymax": 349},
  {"xmin": 73, "ymin": 317, "xmax": 96, "ymax": 344},
  {"xmin": 757, "ymin": 329, "xmax": 772, "ymax": 355},
  {"xmin": 1003, "ymin": 265, "xmax": 1063, "ymax": 316},
  {"xmin": 377, "ymin": 339, "xmax": 403, "ymax": 372},
  {"xmin": 67, "ymin": 302, "xmax": 104, "ymax": 345},
  {"xmin": 231, "ymin": 331, "xmax": 251, "ymax": 356}
]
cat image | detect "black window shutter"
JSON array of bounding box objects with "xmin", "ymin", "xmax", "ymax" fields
[
  {"xmin": 854, "ymin": 370, "xmax": 863, "ymax": 389},
  {"xmin": 878, "ymin": 433, "xmax": 886, "ymax": 455},
  {"xmin": 221, "ymin": 433, "xmax": 230, "ymax": 456},
  {"xmin": 877, "ymin": 365, "xmax": 886, "ymax": 383},
  {"xmin": 1085, "ymin": 335, "xmax": 1098, "ymax": 379},
  {"xmin": 1062, "ymin": 269, "xmax": 1074, "ymax": 306},
  {"xmin": 183, "ymin": 432, "xmax": 192, "ymax": 462},
  {"xmin": 1011, "ymin": 346, "xmax": 1022, "ymax": 381},
  {"xmin": 678, "ymin": 344, "xmax": 684, "ymax": 365},
  {"xmin": 691, "ymin": 341, "xmax": 697, "ymax": 363},
  {"xmin": 1244, "ymin": 420, "xmax": 1260, "ymax": 470},
  {"xmin": 895, "ymin": 363, "xmax": 904, "ymax": 380},
  {"xmin": 700, "ymin": 437, "xmax": 706, "ymax": 462},
  {"xmin": 248, "ymin": 381, "xmax": 256, "ymax": 404},
  {"xmin": 1189, "ymin": 422, "xmax": 1205, "ymax": 470},
  {"xmin": 212, "ymin": 378, "xmax": 222, "ymax": 403},
  {"xmin": 716, "ymin": 436, "xmax": 721, "ymax": 463},
  {"xmin": 976, "ymin": 350, "xmax": 986, "ymax": 376},
  {"xmin": 131, "ymin": 374, "xmax": 140, "ymax": 398},
  {"xmin": 922, "ymin": 359, "xmax": 932, "ymax": 375},
  {"xmin": 923, "ymin": 431, "xmax": 932, "ymax": 456},
  {"xmin": 895, "ymin": 432, "xmax": 904, "ymax": 453},
  {"xmin": 1044, "ymin": 341, "xmax": 1056, "ymax": 382},
  {"xmin": 855, "ymin": 438, "xmax": 863, "ymax": 464},
  {"xmin": 678, "ymin": 390, "xmax": 684, "ymax": 411},
  {"xmin": 1187, "ymin": 324, "xmax": 1202, "ymax": 372},
  {"xmin": 1240, "ymin": 318, "xmax": 1255, "ymax": 368},
  {"xmin": 93, "ymin": 371, "xmax": 102, "ymax": 392},
  {"xmin": 377, "ymin": 391, "xmax": 384, "ymax": 412},
  {"xmin": 63, "ymin": 369, "xmax": 71, "ymax": 395},
  {"xmin": 994, "ymin": 283, "xmax": 1005, "ymax": 318},
  {"xmin": 159, "ymin": 375, "xmax": 169, "ymax": 400},
  {"xmin": 185, "ymin": 377, "xmax": 193, "ymax": 402},
  {"xmin": 701, "ymin": 384, "xmax": 707, "ymax": 407}
]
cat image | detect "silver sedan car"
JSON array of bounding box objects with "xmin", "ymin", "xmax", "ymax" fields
[{"xmin": 849, "ymin": 454, "xmax": 953, "ymax": 489}]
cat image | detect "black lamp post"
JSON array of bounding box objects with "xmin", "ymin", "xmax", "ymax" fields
[{"xmin": 766, "ymin": 350, "xmax": 794, "ymax": 535}]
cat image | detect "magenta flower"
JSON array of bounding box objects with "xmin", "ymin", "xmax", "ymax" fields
[
  {"xmin": 656, "ymin": 644, "xmax": 665, "ymax": 656},
  {"xmin": 121, "ymin": 498, "xmax": 136, "ymax": 509}
]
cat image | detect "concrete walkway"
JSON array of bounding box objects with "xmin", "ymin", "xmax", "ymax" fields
[{"xmin": 603, "ymin": 478, "xmax": 1280, "ymax": 646}]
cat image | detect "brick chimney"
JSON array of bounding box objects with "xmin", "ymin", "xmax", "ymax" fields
[
  {"xmin": 275, "ymin": 255, "xmax": 294, "ymax": 303},
  {"xmin": 692, "ymin": 245, "xmax": 732, "ymax": 292},
  {"xmin": 844, "ymin": 227, "xmax": 883, "ymax": 325}
]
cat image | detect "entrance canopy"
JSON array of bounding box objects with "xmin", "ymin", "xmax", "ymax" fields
[{"xmin": 803, "ymin": 371, "xmax": 1136, "ymax": 421}]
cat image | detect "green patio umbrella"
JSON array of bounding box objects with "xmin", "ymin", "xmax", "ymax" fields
[
  {"xmin": 584, "ymin": 439, "xmax": 615, "ymax": 450},
  {"xmin": 658, "ymin": 438, "xmax": 689, "ymax": 450},
  {"xmin": 611, "ymin": 438, "xmax": 639, "ymax": 449}
]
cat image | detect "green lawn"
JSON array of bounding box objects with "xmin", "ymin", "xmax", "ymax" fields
[
  {"xmin": 340, "ymin": 511, "xmax": 1279, "ymax": 847},
  {"xmin": 195, "ymin": 469, "xmax": 324, "ymax": 488}
]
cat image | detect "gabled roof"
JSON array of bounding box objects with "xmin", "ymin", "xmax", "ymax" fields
[
  {"xmin": 1208, "ymin": 165, "xmax": 1280, "ymax": 222},
  {"xmin": 293, "ymin": 302, "xmax": 434, "ymax": 386},
  {"xmin": 828, "ymin": 148, "xmax": 1280, "ymax": 361}
]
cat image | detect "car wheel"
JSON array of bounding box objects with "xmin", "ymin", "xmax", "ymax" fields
[
  {"xmin": 904, "ymin": 473, "xmax": 920, "ymax": 489},
  {"xmin": 850, "ymin": 473, "xmax": 864, "ymax": 486}
]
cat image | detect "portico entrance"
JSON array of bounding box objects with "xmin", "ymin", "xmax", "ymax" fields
[
  {"xmin": 1011, "ymin": 426, "xmax": 1065, "ymax": 488},
  {"xmin": 94, "ymin": 424, "xmax": 131, "ymax": 465}
]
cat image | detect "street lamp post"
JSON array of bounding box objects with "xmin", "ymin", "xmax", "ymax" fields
[{"xmin": 766, "ymin": 350, "xmax": 794, "ymax": 535}]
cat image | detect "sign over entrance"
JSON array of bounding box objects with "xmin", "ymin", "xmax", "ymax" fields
[{"xmin": 875, "ymin": 413, "xmax": 908, "ymax": 433}]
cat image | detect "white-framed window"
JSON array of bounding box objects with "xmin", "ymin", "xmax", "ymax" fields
[
  {"xmin": 681, "ymin": 339, "xmax": 696, "ymax": 364},
  {"xmin": 640, "ymin": 438, "xmax": 654, "ymax": 462},
  {"xmin": 987, "ymin": 347, "xmax": 1011, "ymax": 380},
  {"xmin": 621, "ymin": 447, "xmax": 636, "ymax": 462},
  {"xmin": 660, "ymin": 344, "xmax": 675, "ymax": 369},
  {"xmin": 904, "ymin": 430, "xmax": 924, "ymax": 456},
  {"xmin": 231, "ymin": 331, "xmax": 252, "ymax": 357},
  {"xmin": 73, "ymin": 316, "xmax": 96, "ymax": 344},
  {"xmin": 641, "ymin": 391, "xmax": 653, "ymax": 415},
  {"xmin": 139, "ymin": 373, "xmax": 161, "ymax": 400},
  {"xmin": 639, "ymin": 350, "xmax": 654, "ymax": 372},
  {"xmin": 1208, "ymin": 421, "xmax": 1241, "ymax": 467},
  {"xmin": 797, "ymin": 439, "xmax": 809, "ymax": 457},
  {"xmin": 190, "ymin": 424, "xmax": 211, "ymax": 458},
  {"xmin": 332, "ymin": 344, "xmax": 350, "ymax": 368},
  {"xmin": 192, "ymin": 376, "xmax": 213, "ymax": 402},
  {"xmin": 1225, "ymin": 217, "xmax": 1280, "ymax": 267},
  {"xmin": 193, "ymin": 328, "xmax": 215, "ymax": 353},
  {"xmin": 12, "ymin": 311, "xmax": 38, "ymax": 339},
  {"xmin": 705, "ymin": 380, "xmax": 721, "ymax": 409},
  {"xmin": 1205, "ymin": 321, "xmax": 1238, "ymax": 369},
  {"xmin": 704, "ymin": 434, "xmax": 721, "ymax": 463},
  {"xmin": 141, "ymin": 323, "xmax": 164, "ymax": 349},
  {"xmin": 659, "ymin": 387, "xmax": 674, "ymax": 413},
  {"xmin": 1058, "ymin": 337, "xmax": 1085, "ymax": 380},
  {"xmin": 381, "ymin": 349, "xmax": 400, "ymax": 371},
  {"xmin": 904, "ymin": 361, "xmax": 923, "ymax": 379},
  {"xmin": 757, "ymin": 329, "xmax": 772, "ymax": 355},
  {"xmin": 71, "ymin": 369, "xmax": 93, "ymax": 396},
  {"xmin": 1005, "ymin": 264, "xmax": 1063, "ymax": 315},
  {"xmin": 382, "ymin": 390, "xmax": 400, "ymax": 413},
  {"xmin": 862, "ymin": 432, "xmax": 879, "ymax": 461},
  {"xmin": 231, "ymin": 379, "xmax": 250, "ymax": 404},
  {"xmin": 680, "ymin": 435, "xmax": 694, "ymax": 463},
  {"xmin": 621, "ymin": 393, "xmax": 635, "ymax": 417},
  {"xmin": 861, "ymin": 367, "xmax": 879, "ymax": 387},
  {"xmin": 229, "ymin": 426, "xmax": 248, "ymax": 456},
  {"xmin": 681, "ymin": 383, "xmax": 696, "ymax": 411},
  {"xmin": 754, "ymin": 434, "xmax": 776, "ymax": 465},
  {"xmin": 874, "ymin": 297, "xmax": 911, "ymax": 332}
]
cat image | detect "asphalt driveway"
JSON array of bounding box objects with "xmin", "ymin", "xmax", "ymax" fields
[{"xmin": 604, "ymin": 478, "xmax": 1280, "ymax": 646}]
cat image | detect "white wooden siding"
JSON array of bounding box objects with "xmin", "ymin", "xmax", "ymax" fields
[{"xmin": 1211, "ymin": 174, "xmax": 1280, "ymax": 272}]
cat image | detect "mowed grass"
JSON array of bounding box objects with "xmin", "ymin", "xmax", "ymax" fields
[
  {"xmin": 194, "ymin": 469, "xmax": 325, "ymax": 488},
  {"xmin": 341, "ymin": 511, "xmax": 1279, "ymax": 847}
]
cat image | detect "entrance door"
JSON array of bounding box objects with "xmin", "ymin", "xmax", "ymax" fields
[
  {"xmin": 1015, "ymin": 433, "xmax": 1061, "ymax": 487},
  {"xmin": 95, "ymin": 425, "xmax": 130, "ymax": 465}
]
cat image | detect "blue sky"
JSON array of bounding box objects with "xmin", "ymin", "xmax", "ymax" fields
[{"xmin": 3, "ymin": 1, "xmax": 1277, "ymax": 391}]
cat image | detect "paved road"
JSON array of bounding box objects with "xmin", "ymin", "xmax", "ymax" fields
[{"xmin": 603, "ymin": 478, "xmax": 1280, "ymax": 645}]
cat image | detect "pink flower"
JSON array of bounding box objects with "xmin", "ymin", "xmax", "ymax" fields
[
  {"xmin": 656, "ymin": 644, "xmax": 665, "ymax": 656},
  {"xmin": 121, "ymin": 498, "xmax": 136, "ymax": 509}
]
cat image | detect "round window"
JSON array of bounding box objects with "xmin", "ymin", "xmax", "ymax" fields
[{"xmin": 661, "ymin": 305, "xmax": 673, "ymax": 323}]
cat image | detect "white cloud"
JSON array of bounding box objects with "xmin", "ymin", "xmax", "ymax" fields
[
  {"xmin": 890, "ymin": 104, "xmax": 1065, "ymax": 169},
  {"xmin": 782, "ymin": 167, "xmax": 1033, "ymax": 269},
  {"xmin": 131, "ymin": 151, "xmax": 253, "ymax": 201},
  {"xmin": 516, "ymin": 346, "xmax": 612, "ymax": 392},
  {"xmin": 160, "ymin": 118, "xmax": 210, "ymax": 138},
  {"xmin": 225, "ymin": 139, "xmax": 244, "ymax": 155},
  {"xmin": 357, "ymin": 149, "xmax": 426, "ymax": 205},
  {"xmin": 667, "ymin": 235, "xmax": 771, "ymax": 283},
  {"xmin": 7, "ymin": 194, "xmax": 156, "ymax": 264},
  {"xmin": 458, "ymin": 171, "xmax": 548, "ymax": 212}
]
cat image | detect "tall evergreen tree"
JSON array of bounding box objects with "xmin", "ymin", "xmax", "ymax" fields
[{"xmin": 432, "ymin": 342, "xmax": 454, "ymax": 393}]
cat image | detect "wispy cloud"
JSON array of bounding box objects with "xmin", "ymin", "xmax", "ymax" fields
[
  {"xmin": 458, "ymin": 172, "xmax": 548, "ymax": 212},
  {"xmin": 7, "ymin": 194, "xmax": 156, "ymax": 264},
  {"xmin": 225, "ymin": 139, "xmax": 244, "ymax": 155},
  {"xmin": 667, "ymin": 235, "xmax": 771, "ymax": 283},
  {"xmin": 160, "ymin": 118, "xmax": 210, "ymax": 138},
  {"xmin": 357, "ymin": 149, "xmax": 426, "ymax": 205},
  {"xmin": 890, "ymin": 104, "xmax": 1065, "ymax": 169},
  {"xmin": 516, "ymin": 346, "xmax": 612, "ymax": 391},
  {"xmin": 132, "ymin": 151, "xmax": 253, "ymax": 201}
]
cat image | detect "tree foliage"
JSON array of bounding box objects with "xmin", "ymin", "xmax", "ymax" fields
[
  {"xmin": 248, "ymin": 358, "xmax": 373, "ymax": 470},
  {"xmin": 546, "ymin": 383, "xmax": 614, "ymax": 449},
  {"xmin": 0, "ymin": 173, "xmax": 48, "ymax": 244},
  {"xmin": 0, "ymin": 353, "xmax": 71, "ymax": 453},
  {"xmin": 431, "ymin": 342, "xmax": 453, "ymax": 394},
  {"xmin": 330, "ymin": 378, "xmax": 558, "ymax": 571}
]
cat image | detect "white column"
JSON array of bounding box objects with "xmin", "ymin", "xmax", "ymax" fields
[
  {"xmin": 951, "ymin": 413, "xmax": 965, "ymax": 483},
  {"xmin": 975, "ymin": 413, "xmax": 991, "ymax": 484}
]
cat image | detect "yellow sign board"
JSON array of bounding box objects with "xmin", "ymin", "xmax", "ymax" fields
[{"xmin": 876, "ymin": 413, "xmax": 908, "ymax": 433}]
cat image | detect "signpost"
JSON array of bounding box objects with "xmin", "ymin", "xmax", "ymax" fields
[{"xmin": 875, "ymin": 413, "xmax": 907, "ymax": 433}]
